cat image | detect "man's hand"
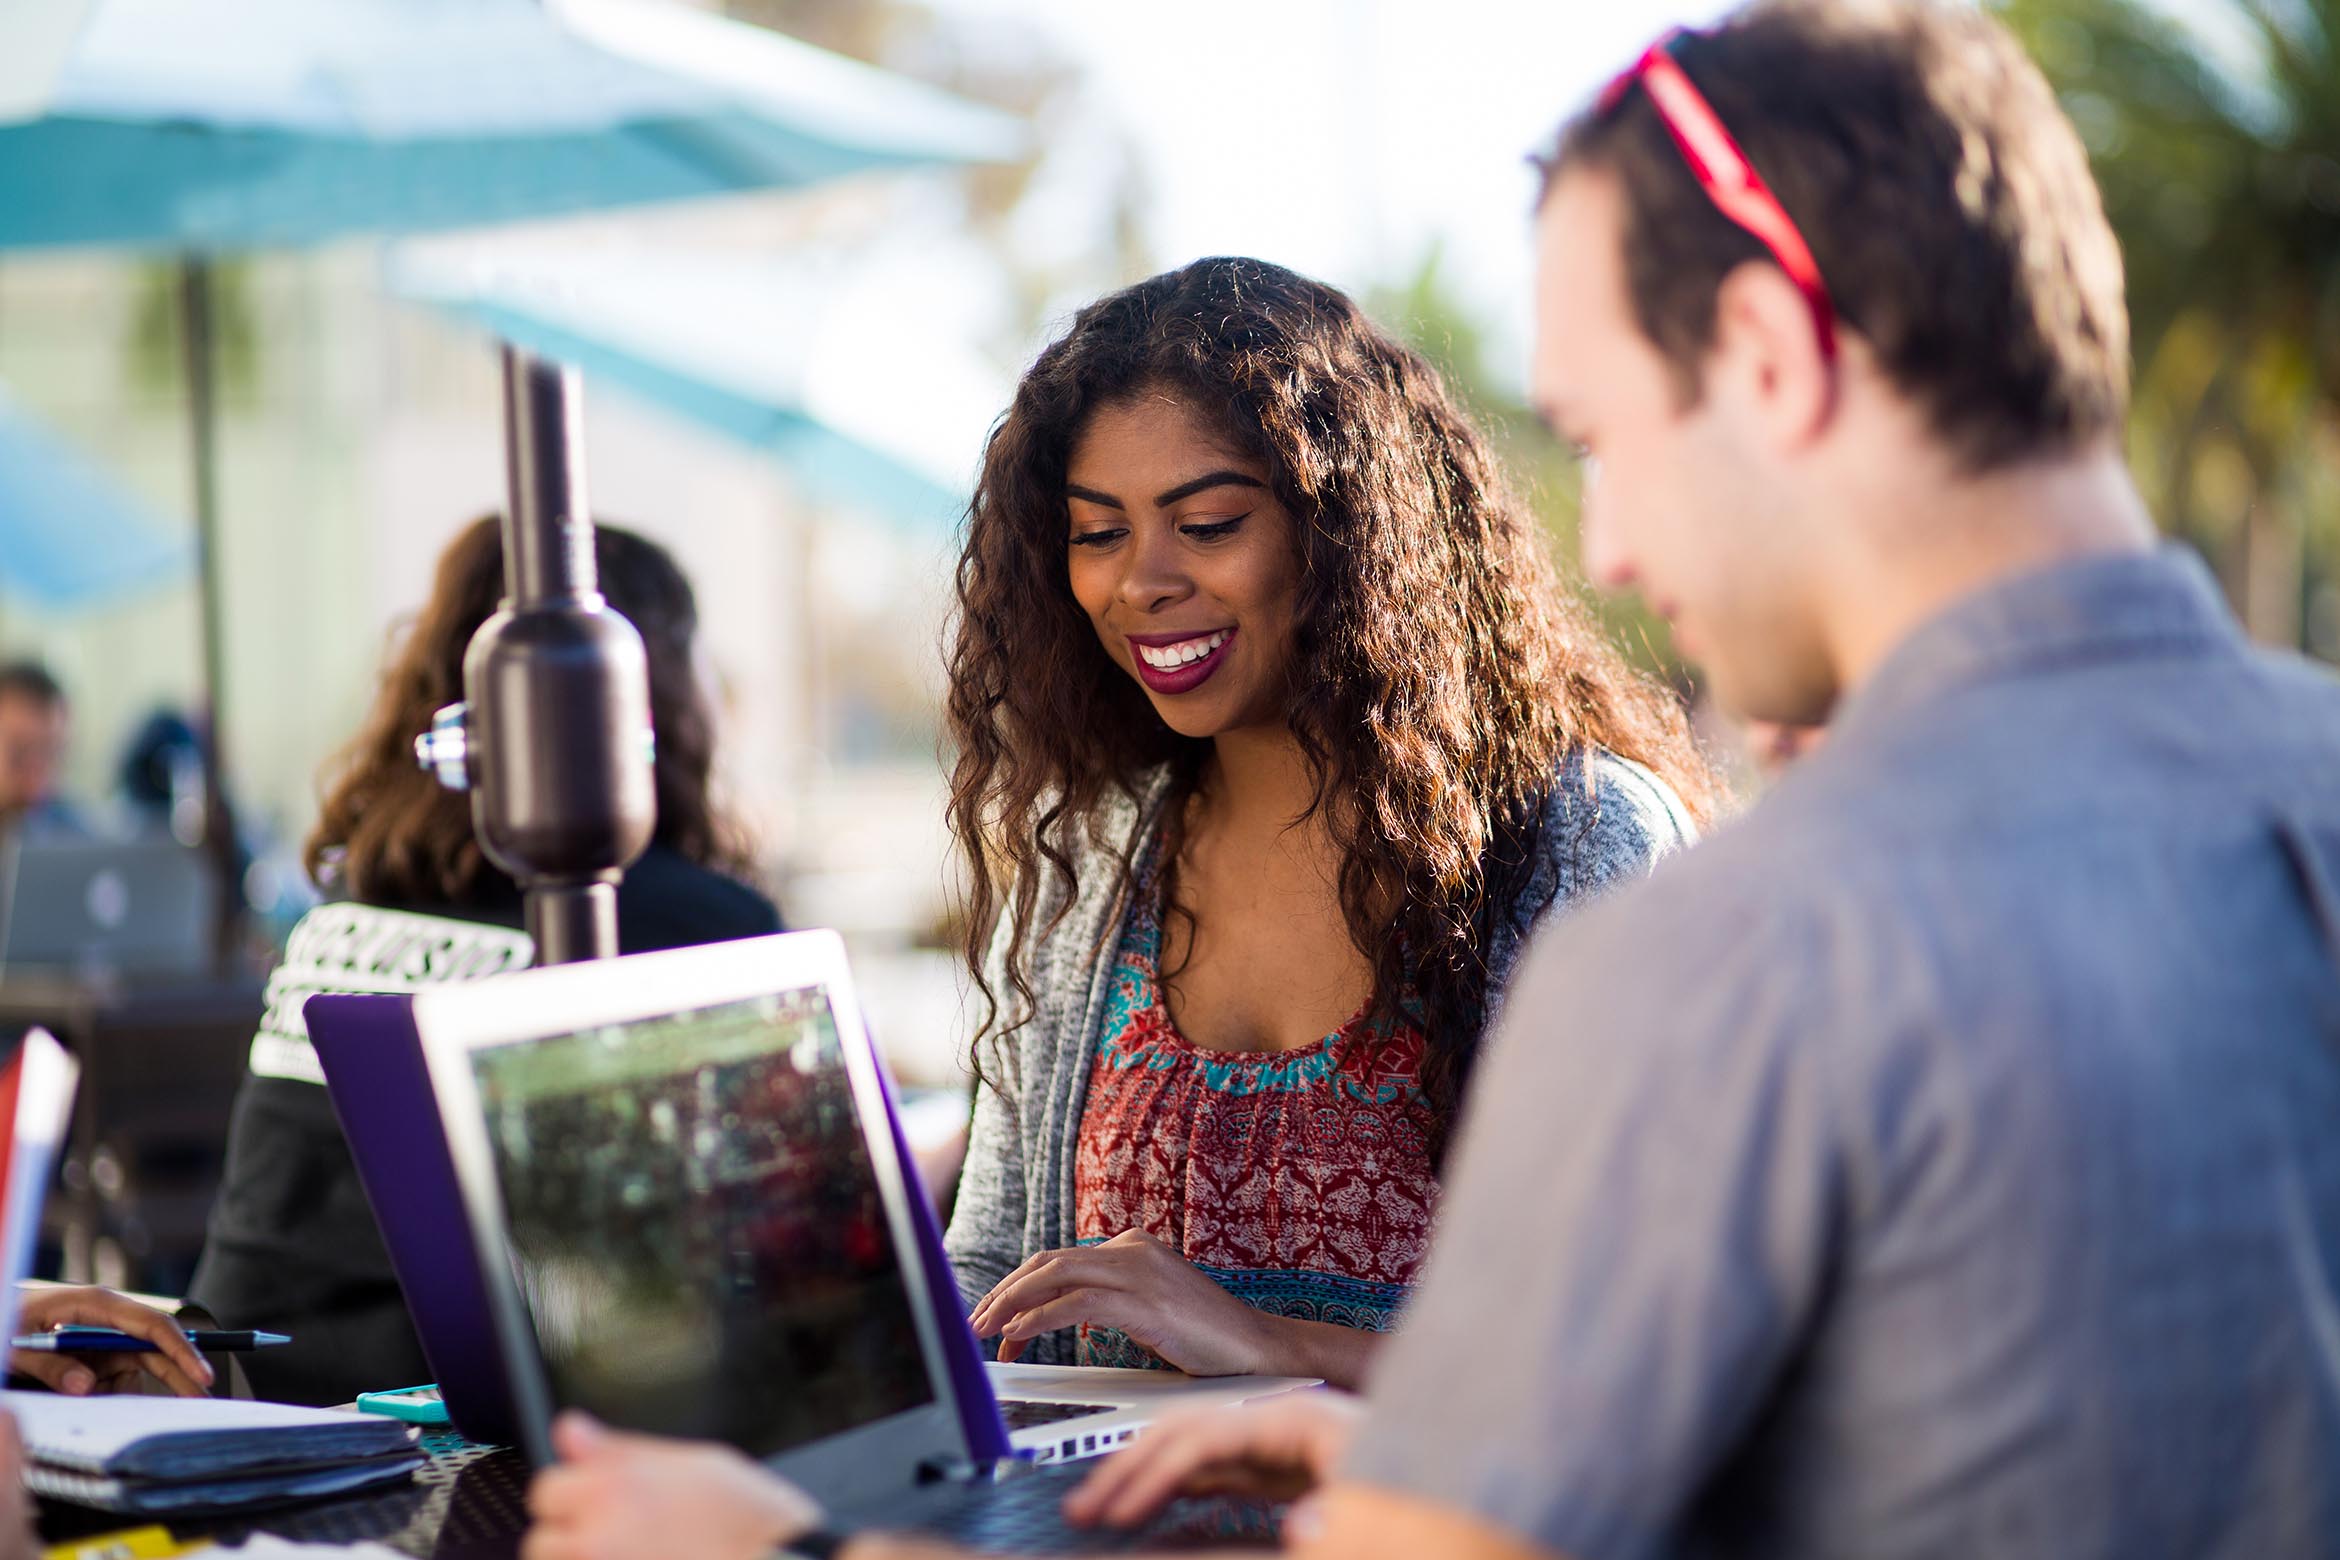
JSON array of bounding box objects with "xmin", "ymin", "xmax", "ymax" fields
[
  {"xmin": 11, "ymin": 1286, "xmax": 213, "ymax": 1398},
  {"xmin": 971, "ymin": 1230, "xmax": 1280, "ymax": 1375},
  {"xmin": 1063, "ymin": 1390, "xmax": 1363, "ymax": 1531},
  {"xmin": 522, "ymin": 1413, "xmax": 823, "ymax": 1560}
]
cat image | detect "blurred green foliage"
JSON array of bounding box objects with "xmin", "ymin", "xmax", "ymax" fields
[
  {"xmin": 1366, "ymin": 244, "xmax": 1691, "ymax": 690},
  {"xmin": 2001, "ymin": 0, "xmax": 2340, "ymax": 658},
  {"xmin": 127, "ymin": 259, "xmax": 260, "ymax": 404}
]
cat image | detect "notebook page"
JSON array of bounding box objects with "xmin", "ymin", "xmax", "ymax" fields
[{"xmin": 2, "ymin": 1391, "xmax": 410, "ymax": 1473}]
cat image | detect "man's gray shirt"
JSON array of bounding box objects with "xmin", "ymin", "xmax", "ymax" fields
[{"xmin": 1347, "ymin": 549, "xmax": 2340, "ymax": 1558}]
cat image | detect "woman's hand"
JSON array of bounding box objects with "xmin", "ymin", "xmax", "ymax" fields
[
  {"xmin": 1062, "ymin": 1390, "xmax": 1363, "ymax": 1532},
  {"xmin": 970, "ymin": 1230, "xmax": 1275, "ymax": 1376},
  {"xmin": 11, "ymin": 1287, "xmax": 214, "ymax": 1398},
  {"xmin": 523, "ymin": 1413, "xmax": 823, "ymax": 1560}
]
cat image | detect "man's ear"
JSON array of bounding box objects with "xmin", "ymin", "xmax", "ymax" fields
[{"xmin": 1708, "ymin": 260, "xmax": 1834, "ymax": 454}]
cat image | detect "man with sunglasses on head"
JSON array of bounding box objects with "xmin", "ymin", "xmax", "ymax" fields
[{"xmin": 522, "ymin": 3, "xmax": 2340, "ymax": 1557}]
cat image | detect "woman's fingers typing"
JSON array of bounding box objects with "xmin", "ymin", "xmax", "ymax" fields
[
  {"xmin": 973, "ymin": 1250, "xmax": 1122, "ymax": 1338},
  {"xmin": 992, "ymin": 1286, "xmax": 1133, "ymax": 1363},
  {"xmin": 973, "ymin": 1248, "xmax": 1088, "ymax": 1332},
  {"xmin": 973, "ymin": 1231, "xmax": 1187, "ymax": 1338},
  {"xmin": 995, "ymin": 1287, "xmax": 1118, "ymax": 1344},
  {"xmin": 978, "ymin": 1230, "xmax": 1284, "ymax": 1376}
]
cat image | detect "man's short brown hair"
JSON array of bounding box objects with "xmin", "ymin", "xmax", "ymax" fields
[
  {"xmin": 1540, "ymin": 0, "xmax": 2129, "ymax": 472},
  {"xmin": 0, "ymin": 661, "xmax": 65, "ymax": 711}
]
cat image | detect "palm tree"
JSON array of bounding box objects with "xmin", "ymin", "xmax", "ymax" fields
[{"xmin": 2000, "ymin": 0, "xmax": 2340, "ymax": 657}]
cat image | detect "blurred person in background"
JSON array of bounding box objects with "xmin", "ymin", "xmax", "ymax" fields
[
  {"xmin": 938, "ymin": 254, "xmax": 1716, "ymax": 1390},
  {"xmin": 1737, "ymin": 715, "xmax": 1825, "ymax": 781},
  {"xmin": 192, "ymin": 515, "xmax": 780, "ymax": 1406},
  {"xmin": 115, "ymin": 708, "xmax": 216, "ymax": 848},
  {"xmin": 1689, "ymin": 691, "xmax": 1826, "ymax": 794},
  {"xmin": 113, "ymin": 708, "xmax": 271, "ymax": 916},
  {"xmin": 0, "ymin": 661, "xmax": 88, "ymax": 840},
  {"xmin": 520, "ymin": 3, "xmax": 2340, "ymax": 1557}
]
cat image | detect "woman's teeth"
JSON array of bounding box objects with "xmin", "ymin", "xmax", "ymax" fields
[{"xmin": 1136, "ymin": 630, "xmax": 1230, "ymax": 670}]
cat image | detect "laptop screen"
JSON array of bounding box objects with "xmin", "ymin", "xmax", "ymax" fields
[
  {"xmin": 0, "ymin": 838, "xmax": 211, "ymax": 975},
  {"xmin": 464, "ymin": 985, "xmax": 934, "ymax": 1459}
]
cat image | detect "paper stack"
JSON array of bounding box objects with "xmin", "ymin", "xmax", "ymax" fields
[{"xmin": 5, "ymin": 1390, "xmax": 424, "ymax": 1517}]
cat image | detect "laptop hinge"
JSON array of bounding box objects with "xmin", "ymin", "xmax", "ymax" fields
[{"xmin": 915, "ymin": 1454, "xmax": 985, "ymax": 1486}]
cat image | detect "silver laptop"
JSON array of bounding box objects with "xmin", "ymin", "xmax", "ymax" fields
[
  {"xmin": 414, "ymin": 931, "xmax": 1309, "ymax": 1549},
  {"xmin": 0, "ymin": 836, "xmax": 211, "ymax": 978}
]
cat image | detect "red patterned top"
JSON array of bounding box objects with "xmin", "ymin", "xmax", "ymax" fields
[{"xmin": 1070, "ymin": 845, "xmax": 1440, "ymax": 1368}]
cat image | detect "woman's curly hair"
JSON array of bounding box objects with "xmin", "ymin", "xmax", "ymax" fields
[
  {"xmin": 308, "ymin": 515, "xmax": 757, "ymax": 905},
  {"xmin": 948, "ymin": 257, "xmax": 1717, "ymax": 1134}
]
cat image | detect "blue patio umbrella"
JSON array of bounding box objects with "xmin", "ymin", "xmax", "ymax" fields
[
  {"xmin": 0, "ymin": 382, "xmax": 191, "ymax": 608},
  {"xmin": 0, "ymin": 0, "xmax": 1024, "ymax": 252},
  {"xmin": 389, "ymin": 247, "xmax": 1006, "ymax": 534},
  {"xmin": 0, "ymin": 0, "xmax": 1021, "ymax": 958}
]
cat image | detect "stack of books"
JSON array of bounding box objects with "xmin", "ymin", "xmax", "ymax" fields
[{"xmin": 5, "ymin": 1390, "xmax": 425, "ymax": 1516}]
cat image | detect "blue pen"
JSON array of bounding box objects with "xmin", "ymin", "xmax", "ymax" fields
[{"xmin": 12, "ymin": 1326, "xmax": 292, "ymax": 1353}]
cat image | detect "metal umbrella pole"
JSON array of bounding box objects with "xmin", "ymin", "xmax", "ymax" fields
[
  {"xmin": 179, "ymin": 257, "xmax": 244, "ymax": 969},
  {"xmin": 419, "ymin": 349, "xmax": 656, "ymax": 966}
]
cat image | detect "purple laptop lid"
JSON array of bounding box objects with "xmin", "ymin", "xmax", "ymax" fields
[
  {"xmin": 869, "ymin": 1062, "xmax": 1013, "ymax": 1463},
  {"xmin": 306, "ymin": 991, "xmax": 521, "ymax": 1447}
]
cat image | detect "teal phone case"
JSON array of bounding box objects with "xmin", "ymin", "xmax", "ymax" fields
[{"xmin": 355, "ymin": 1382, "xmax": 451, "ymax": 1424}]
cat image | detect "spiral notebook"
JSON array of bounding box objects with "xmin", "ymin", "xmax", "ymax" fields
[
  {"xmin": 0, "ymin": 1033, "xmax": 422, "ymax": 1516},
  {"xmin": 4, "ymin": 1391, "xmax": 422, "ymax": 1515},
  {"xmin": 22, "ymin": 1450, "xmax": 425, "ymax": 1517}
]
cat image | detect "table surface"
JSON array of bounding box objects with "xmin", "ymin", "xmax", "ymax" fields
[{"xmin": 35, "ymin": 1430, "xmax": 1293, "ymax": 1557}]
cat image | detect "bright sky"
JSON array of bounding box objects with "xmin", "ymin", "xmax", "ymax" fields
[
  {"xmin": 914, "ymin": 0, "xmax": 2256, "ymax": 395},
  {"xmin": 923, "ymin": 0, "xmax": 1731, "ymax": 393}
]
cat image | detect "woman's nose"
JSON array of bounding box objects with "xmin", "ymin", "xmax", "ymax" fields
[{"xmin": 1117, "ymin": 521, "xmax": 1192, "ymax": 612}]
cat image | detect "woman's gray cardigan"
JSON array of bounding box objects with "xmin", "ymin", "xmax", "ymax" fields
[{"xmin": 942, "ymin": 750, "xmax": 1696, "ymax": 1362}]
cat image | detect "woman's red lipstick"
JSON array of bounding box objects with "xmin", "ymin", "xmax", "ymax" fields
[{"xmin": 1128, "ymin": 627, "xmax": 1235, "ymax": 695}]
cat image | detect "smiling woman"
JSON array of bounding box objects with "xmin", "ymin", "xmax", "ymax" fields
[
  {"xmin": 1062, "ymin": 403, "xmax": 1299, "ymax": 730},
  {"xmin": 942, "ymin": 256, "xmax": 1719, "ymax": 1388}
]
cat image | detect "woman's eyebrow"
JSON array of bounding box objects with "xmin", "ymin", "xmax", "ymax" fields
[
  {"xmin": 1154, "ymin": 470, "xmax": 1264, "ymax": 507},
  {"xmin": 1065, "ymin": 470, "xmax": 1264, "ymax": 511}
]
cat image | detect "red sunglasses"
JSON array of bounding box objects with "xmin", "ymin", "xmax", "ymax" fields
[{"xmin": 1597, "ymin": 31, "xmax": 1839, "ymax": 361}]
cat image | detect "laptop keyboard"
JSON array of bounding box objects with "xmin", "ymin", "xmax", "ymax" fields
[
  {"xmin": 912, "ymin": 1462, "xmax": 1283, "ymax": 1553},
  {"xmin": 998, "ymin": 1399, "xmax": 1118, "ymax": 1432}
]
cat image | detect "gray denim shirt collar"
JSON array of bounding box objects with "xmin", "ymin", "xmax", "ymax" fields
[{"xmin": 1829, "ymin": 545, "xmax": 2236, "ymax": 746}]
